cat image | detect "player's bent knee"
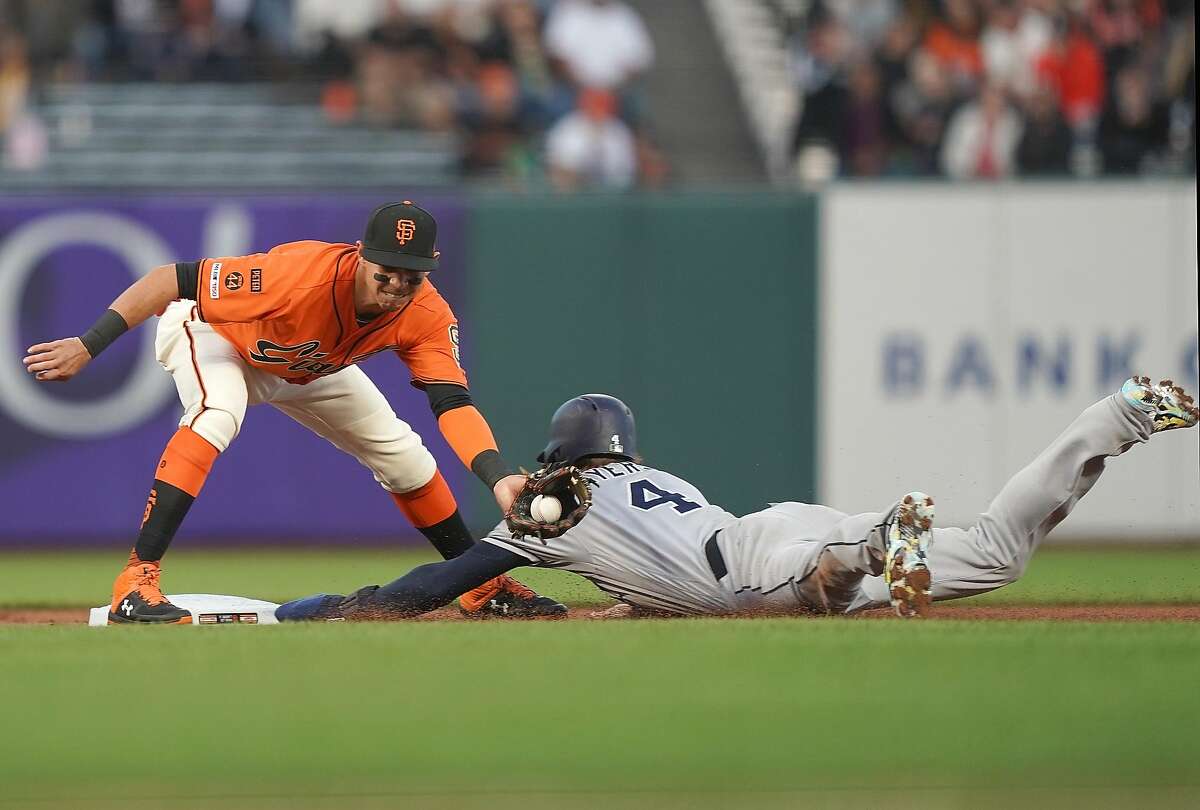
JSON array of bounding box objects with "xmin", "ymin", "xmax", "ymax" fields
[
  {"xmin": 372, "ymin": 444, "xmax": 438, "ymax": 494},
  {"xmin": 994, "ymin": 557, "xmax": 1031, "ymax": 587},
  {"xmin": 189, "ymin": 408, "xmax": 242, "ymax": 453}
]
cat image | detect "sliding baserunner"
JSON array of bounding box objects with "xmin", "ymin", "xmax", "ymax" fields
[{"xmin": 277, "ymin": 377, "xmax": 1197, "ymax": 620}]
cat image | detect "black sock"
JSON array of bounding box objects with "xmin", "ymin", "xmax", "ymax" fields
[
  {"xmin": 417, "ymin": 510, "xmax": 476, "ymax": 560},
  {"xmin": 134, "ymin": 480, "xmax": 195, "ymax": 563}
]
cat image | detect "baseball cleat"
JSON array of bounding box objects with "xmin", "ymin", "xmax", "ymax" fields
[
  {"xmin": 883, "ymin": 492, "xmax": 935, "ymax": 618},
  {"xmin": 1120, "ymin": 376, "xmax": 1199, "ymax": 433},
  {"xmin": 108, "ymin": 560, "xmax": 192, "ymax": 625},
  {"xmin": 459, "ymin": 574, "xmax": 568, "ymax": 618}
]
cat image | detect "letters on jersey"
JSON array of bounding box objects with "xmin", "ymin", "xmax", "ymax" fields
[
  {"xmin": 485, "ymin": 462, "xmax": 739, "ymax": 615},
  {"xmin": 193, "ymin": 241, "xmax": 466, "ymax": 387}
]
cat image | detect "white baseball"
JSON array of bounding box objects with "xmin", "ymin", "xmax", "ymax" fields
[{"xmin": 530, "ymin": 494, "xmax": 563, "ymax": 522}]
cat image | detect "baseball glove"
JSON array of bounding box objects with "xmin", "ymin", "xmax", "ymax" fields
[{"xmin": 505, "ymin": 463, "xmax": 592, "ymax": 541}]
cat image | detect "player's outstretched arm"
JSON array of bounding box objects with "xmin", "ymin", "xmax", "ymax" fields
[
  {"xmin": 424, "ymin": 383, "xmax": 526, "ymax": 511},
  {"xmin": 372, "ymin": 541, "xmax": 526, "ymax": 614},
  {"xmin": 23, "ymin": 263, "xmax": 181, "ymax": 382},
  {"xmin": 275, "ymin": 541, "xmax": 527, "ymax": 621}
]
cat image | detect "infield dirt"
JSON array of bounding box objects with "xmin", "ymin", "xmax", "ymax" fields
[{"xmin": 5, "ymin": 603, "xmax": 1199, "ymax": 624}]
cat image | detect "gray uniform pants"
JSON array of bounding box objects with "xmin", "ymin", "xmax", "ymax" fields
[{"xmin": 721, "ymin": 394, "xmax": 1154, "ymax": 615}]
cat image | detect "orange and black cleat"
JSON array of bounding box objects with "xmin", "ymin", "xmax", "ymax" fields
[
  {"xmin": 459, "ymin": 574, "xmax": 567, "ymax": 618},
  {"xmin": 108, "ymin": 557, "xmax": 192, "ymax": 625}
]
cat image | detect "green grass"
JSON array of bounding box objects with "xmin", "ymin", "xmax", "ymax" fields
[
  {"xmin": 2, "ymin": 545, "xmax": 1199, "ymax": 609},
  {"xmin": 1, "ymin": 620, "xmax": 1198, "ymax": 808},
  {"xmin": 1, "ymin": 546, "xmax": 1197, "ymax": 808}
]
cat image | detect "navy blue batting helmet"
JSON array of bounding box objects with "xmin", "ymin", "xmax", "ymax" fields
[{"xmin": 537, "ymin": 394, "xmax": 637, "ymax": 464}]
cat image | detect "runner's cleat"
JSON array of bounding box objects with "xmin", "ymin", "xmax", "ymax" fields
[
  {"xmin": 883, "ymin": 492, "xmax": 935, "ymax": 618},
  {"xmin": 108, "ymin": 559, "xmax": 192, "ymax": 625},
  {"xmin": 1120, "ymin": 376, "xmax": 1199, "ymax": 433},
  {"xmin": 459, "ymin": 574, "xmax": 568, "ymax": 618}
]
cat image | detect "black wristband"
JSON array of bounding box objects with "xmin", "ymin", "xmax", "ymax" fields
[
  {"xmin": 79, "ymin": 309, "xmax": 129, "ymax": 358},
  {"xmin": 471, "ymin": 449, "xmax": 516, "ymax": 491},
  {"xmin": 176, "ymin": 261, "xmax": 200, "ymax": 300}
]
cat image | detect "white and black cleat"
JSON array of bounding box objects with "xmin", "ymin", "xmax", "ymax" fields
[{"xmin": 884, "ymin": 492, "xmax": 935, "ymax": 618}]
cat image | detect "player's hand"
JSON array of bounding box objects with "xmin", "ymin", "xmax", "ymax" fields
[
  {"xmin": 492, "ymin": 474, "xmax": 527, "ymax": 514},
  {"xmin": 23, "ymin": 338, "xmax": 92, "ymax": 382}
]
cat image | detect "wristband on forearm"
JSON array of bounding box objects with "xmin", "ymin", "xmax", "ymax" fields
[
  {"xmin": 471, "ymin": 449, "xmax": 516, "ymax": 491},
  {"xmin": 79, "ymin": 309, "xmax": 130, "ymax": 358}
]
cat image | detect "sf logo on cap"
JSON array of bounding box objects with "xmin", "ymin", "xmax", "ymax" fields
[{"xmin": 396, "ymin": 219, "xmax": 417, "ymax": 245}]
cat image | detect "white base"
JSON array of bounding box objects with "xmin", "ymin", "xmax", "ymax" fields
[{"xmin": 89, "ymin": 594, "xmax": 280, "ymax": 627}]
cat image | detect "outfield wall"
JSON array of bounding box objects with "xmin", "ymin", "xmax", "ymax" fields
[
  {"xmin": 462, "ymin": 193, "xmax": 820, "ymax": 524},
  {"xmin": 820, "ymin": 183, "xmax": 1198, "ymax": 540}
]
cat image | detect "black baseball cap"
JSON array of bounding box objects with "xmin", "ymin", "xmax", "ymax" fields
[{"xmin": 361, "ymin": 201, "xmax": 440, "ymax": 271}]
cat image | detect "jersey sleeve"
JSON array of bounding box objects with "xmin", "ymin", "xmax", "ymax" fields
[
  {"xmin": 482, "ymin": 520, "xmax": 592, "ymax": 568},
  {"xmin": 397, "ymin": 309, "xmax": 468, "ymax": 388},
  {"xmin": 194, "ymin": 248, "xmax": 295, "ymax": 325},
  {"xmin": 482, "ymin": 522, "xmax": 541, "ymax": 564}
]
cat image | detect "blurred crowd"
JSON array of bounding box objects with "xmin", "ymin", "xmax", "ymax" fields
[
  {"xmin": 788, "ymin": 0, "xmax": 1196, "ymax": 179},
  {"xmin": 0, "ymin": 0, "xmax": 665, "ymax": 189}
]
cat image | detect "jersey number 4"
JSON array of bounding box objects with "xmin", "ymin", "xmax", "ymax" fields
[{"xmin": 629, "ymin": 480, "xmax": 701, "ymax": 514}]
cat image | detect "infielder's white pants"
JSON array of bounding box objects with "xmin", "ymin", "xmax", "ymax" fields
[
  {"xmin": 155, "ymin": 301, "xmax": 437, "ymax": 493},
  {"xmin": 720, "ymin": 394, "xmax": 1154, "ymax": 614}
]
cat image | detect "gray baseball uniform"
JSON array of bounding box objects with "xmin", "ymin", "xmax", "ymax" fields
[{"xmin": 484, "ymin": 394, "xmax": 1154, "ymax": 615}]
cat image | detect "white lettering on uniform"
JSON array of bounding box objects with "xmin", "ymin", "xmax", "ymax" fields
[{"xmin": 209, "ymin": 261, "xmax": 222, "ymax": 299}]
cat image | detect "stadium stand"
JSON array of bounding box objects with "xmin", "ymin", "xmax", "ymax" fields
[
  {"xmin": 707, "ymin": 0, "xmax": 1196, "ymax": 183},
  {"xmin": 1, "ymin": 82, "xmax": 459, "ymax": 188}
]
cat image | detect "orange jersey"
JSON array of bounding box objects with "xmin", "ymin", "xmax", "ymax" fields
[{"xmin": 191, "ymin": 240, "xmax": 466, "ymax": 387}]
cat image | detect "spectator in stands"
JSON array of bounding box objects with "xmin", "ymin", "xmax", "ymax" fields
[
  {"xmin": 543, "ymin": 0, "xmax": 653, "ymax": 110},
  {"xmin": 981, "ymin": 0, "xmax": 1022, "ymax": 90},
  {"xmin": 1087, "ymin": 0, "xmax": 1157, "ymax": 76},
  {"xmin": 357, "ymin": 8, "xmax": 455, "ymax": 131},
  {"xmin": 1098, "ymin": 64, "xmax": 1169, "ymax": 174},
  {"xmin": 545, "ymin": 86, "xmax": 636, "ymax": 190},
  {"xmin": 940, "ymin": 80, "xmax": 1023, "ymax": 178},
  {"xmin": 0, "ymin": 24, "xmax": 28, "ymax": 133},
  {"xmin": 1033, "ymin": 16, "xmax": 1105, "ymax": 130},
  {"xmin": 496, "ymin": 0, "xmax": 553, "ymax": 96},
  {"xmin": 887, "ymin": 48, "xmax": 955, "ymax": 175},
  {"xmin": 1016, "ymin": 82, "xmax": 1072, "ymax": 175},
  {"xmin": 458, "ymin": 60, "xmax": 542, "ymax": 179},
  {"xmin": 790, "ymin": 8, "xmax": 851, "ymax": 178},
  {"xmin": 876, "ymin": 12, "xmax": 918, "ymax": 94},
  {"xmin": 923, "ymin": 0, "xmax": 984, "ymax": 91},
  {"xmin": 0, "ymin": 24, "xmax": 45, "ymax": 171},
  {"xmin": 838, "ymin": 58, "xmax": 888, "ymax": 176}
]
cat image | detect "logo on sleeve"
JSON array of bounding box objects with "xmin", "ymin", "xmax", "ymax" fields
[
  {"xmin": 224, "ymin": 271, "xmax": 244, "ymax": 291},
  {"xmin": 209, "ymin": 262, "xmax": 222, "ymax": 299},
  {"xmin": 396, "ymin": 219, "xmax": 416, "ymax": 245},
  {"xmin": 250, "ymin": 268, "xmax": 263, "ymax": 293},
  {"xmin": 448, "ymin": 324, "xmax": 461, "ymax": 366}
]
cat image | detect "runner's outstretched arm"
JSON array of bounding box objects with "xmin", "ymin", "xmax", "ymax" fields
[{"xmin": 275, "ymin": 541, "xmax": 526, "ymax": 621}]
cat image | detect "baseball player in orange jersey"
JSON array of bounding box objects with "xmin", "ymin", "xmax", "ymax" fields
[{"xmin": 23, "ymin": 201, "xmax": 565, "ymax": 623}]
